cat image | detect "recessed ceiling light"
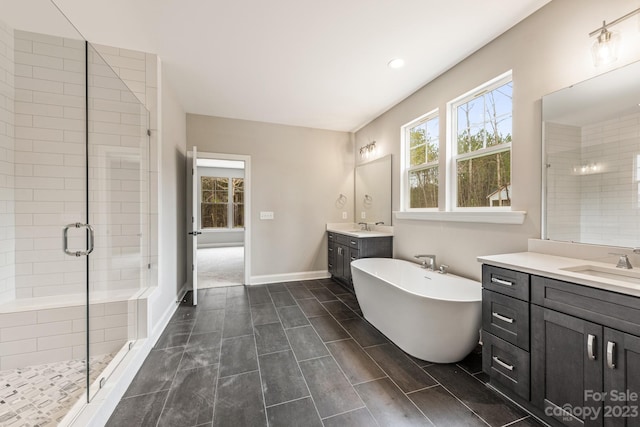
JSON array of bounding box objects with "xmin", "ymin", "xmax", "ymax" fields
[{"xmin": 387, "ymin": 58, "xmax": 405, "ymax": 69}]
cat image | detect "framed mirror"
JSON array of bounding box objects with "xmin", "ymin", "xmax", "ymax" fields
[
  {"xmin": 355, "ymin": 154, "xmax": 392, "ymax": 225},
  {"xmin": 543, "ymin": 60, "xmax": 640, "ymax": 247}
]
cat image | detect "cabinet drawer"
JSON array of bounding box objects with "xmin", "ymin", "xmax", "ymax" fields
[
  {"xmin": 482, "ymin": 290, "xmax": 529, "ymax": 351},
  {"xmin": 531, "ymin": 275, "xmax": 640, "ymax": 337},
  {"xmin": 483, "ymin": 332, "xmax": 530, "ymax": 400},
  {"xmin": 348, "ymin": 237, "xmax": 360, "ymax": 249},
  {"xmin": 483, "ymin": 265, "xmax": 529, "ymax": 301},
  {"xmin": 336, "ymin": 233, "xmax": 351, "ymax": 245}
]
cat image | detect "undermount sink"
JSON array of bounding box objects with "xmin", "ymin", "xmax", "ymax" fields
[{"xmin": 560, "ymin": 265, "xmax": 640, "ymax": 285}]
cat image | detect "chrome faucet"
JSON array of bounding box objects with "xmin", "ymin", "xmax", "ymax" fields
[
  {"xmin": 415, "ymin": 254, "xmax": 436, "ymax": 271},
  {"xmin": 610, "ymin": 253, "xmax": 633, "ymax": 269},
  {"xmin": 358, "ymin": 222, "xmax": 370, "ymax": 231}
]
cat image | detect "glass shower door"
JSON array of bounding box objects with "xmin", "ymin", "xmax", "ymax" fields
[{"xmin": 86, "ymin": 43, "xmax": 149, "ymax": 399}]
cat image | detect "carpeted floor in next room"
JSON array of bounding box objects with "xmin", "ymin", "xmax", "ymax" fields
[
  {"xmin": 106, "ymin": 279, "xmax": 543, "ymax": 427},
  {"xmin": 197, "ymin": 246, "xmax": 244, "ymax": 288}
]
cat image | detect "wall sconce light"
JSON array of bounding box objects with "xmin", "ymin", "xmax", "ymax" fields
[
  {"xmin": 359, "ymin": 141, "xmax": 377, "ymax": 159},
  {"xmin": 589, "ymin": 8, "xmax": 640, "ymax": 67}
]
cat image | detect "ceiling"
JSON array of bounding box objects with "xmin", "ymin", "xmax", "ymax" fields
[{"xmin": 44, "ymin": 0, "xmax": 551, "ymax": 132}]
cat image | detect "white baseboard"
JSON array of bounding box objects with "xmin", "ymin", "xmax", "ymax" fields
[
  {"xmin": 64, "ymin": 284, "xmax": 185, "ymax": 427},
  {"xmin": 250, "ymin": 270, "xmax": 330, "ymax": 285}
]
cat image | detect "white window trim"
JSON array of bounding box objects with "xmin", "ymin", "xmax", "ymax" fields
[
  {"xmin": 397, "ymin": 70, "xmax": 526, "ymax": 225},
  {"xmin": 448, "ymin": 70, "xmax": 514, "ymax": 212},
  {"xmin": 400, "ymin": 108, "xmax": 439, "ymax": 212}
]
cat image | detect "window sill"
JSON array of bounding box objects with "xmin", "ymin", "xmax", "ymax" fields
[{"xmin": 394, "ymin": 210, "xmax": 526, "ymax": 225}]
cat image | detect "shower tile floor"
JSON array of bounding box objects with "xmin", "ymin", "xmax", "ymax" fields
[
  {"xmin": 0, "ymin": 353, "xmax": 113, "ymax": 427},
  {"xmin": 108, "ymin": 279, "xmax": 544, "ymax": 427}
]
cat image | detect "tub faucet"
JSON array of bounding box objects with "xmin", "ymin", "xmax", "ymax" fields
[{"xmin": 415, "ymin": 254, "xmax": 436, "ymax": 271}]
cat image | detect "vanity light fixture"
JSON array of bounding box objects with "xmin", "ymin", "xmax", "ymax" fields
[
  {"xmin": 589, "ymin": 7, "xmax": 640, "ymax": 66},
  {"xmin": 359, "ymin": 141, "xmax": 377, "ymax": 159}
]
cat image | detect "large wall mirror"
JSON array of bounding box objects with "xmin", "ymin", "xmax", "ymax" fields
[
  {"xmin": 543, "ymin": 60, "xmax": 640, "ymax": 248},
  {"xmin": 355, "ymin": 154, "xmax": 392, "ymax": 225}
]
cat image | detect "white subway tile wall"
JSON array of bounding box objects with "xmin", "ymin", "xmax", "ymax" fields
[
  {"xmin": 0, "ymin": 28, "xmax": 159, "ymax": 370},
  {"xmin": 0, "ymin": 300, "xmax": 128, "ymax": 370},
  {"xmin": 0, "ymin": 20, "xmax": 15, "ymax": 306},
  {"xmin": 546, "ymin": 112, "xmax": 640, "ymax": 246},
  {"xmin": 545, "ymin": 122, "xmax": 581, "ymax": 242},
  {"xmin": 13, "ymin": 30, "xmax": 86, "ymax": 299}
]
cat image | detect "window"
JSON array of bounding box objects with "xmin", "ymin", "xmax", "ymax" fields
[
  {"xmin": 450, "ymin": 73, "xmax": 512, "ymax": 208},
  {"xmin": 402, "ymin": 111, "xmax": 439, "ymax": 209},
  {"xmin": 201, "ymin": 176, "xmax": 244, "ymax": 229}
]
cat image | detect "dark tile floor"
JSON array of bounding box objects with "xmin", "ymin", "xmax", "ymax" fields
[{"xmin": 107, "ymin": 279, "xmax": 542, "ymax": 427}]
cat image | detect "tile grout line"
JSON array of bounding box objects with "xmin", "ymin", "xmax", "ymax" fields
[
  {"xmin": 316, "ymin": 287, "xmax": 440, "ymax": 426},
  {"xmin": 153, "ymin": 299, "xmax": 197, "ymax": 427},
  {"xmin": 246, "ymin": 285, "xmax": 270, "ymax": 427},
  {"xmin": 501, "ymin": 415, "xmax": 532, "ymax": 427},
  {"xmin": 271, "ymin": 286, "xmax": 322, "ymax": 425},
  {"xmin": 299, "ymin": 287, "xmax": 382, "ymax": 427},
  {"xmin": 422, "ymin": 369, "xmax": 493, "ymax": 427},
  {"xmin": 319, "ymin": 405, "xmax": 367, "ymax": 421},
  {"xmin": 210, "ymin": 287, "xmax": 229, "ymax": 427}
]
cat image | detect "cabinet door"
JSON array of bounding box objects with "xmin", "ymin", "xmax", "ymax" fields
[
  {"xmin": 335, "ymin": 244, "xmax": 346, "ymax": 280},
  {"xmin": 328, "ymin": 241, "xmax": 336, "ymax": 276},
  {"xmin": 346, "ymin": 247, "xmax": 359, "ymax": 282},
  {"xmin": 603, "ymin": 329, "xmax": 640, "ymax": 427},
  {"xmin": 532, "ymin": 305, "xmax": 603, "ymax": 427}
]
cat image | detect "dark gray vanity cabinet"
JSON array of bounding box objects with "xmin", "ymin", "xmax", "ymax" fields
[
  {"xmin": 327, "ymin": 231, "xmax": 392, "ymax": 293},
  {"xmin": 481, "ymin": 265, "xmax": 531, "ymax": 401},
  {"xmin": 482, "ymin": 264, "xmax": 640, "ymax": 427},
  {"xmin": 530, "ymin": 276, "xmax": 640, "ymax": 427}
]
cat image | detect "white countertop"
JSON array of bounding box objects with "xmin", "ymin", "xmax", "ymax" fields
[
  {"xmin": 326, "ymin": 223, "xmax": 393, "ymax": 238},
  {"xmin": 478, "ymin": 252, "xmax": 640, "ymax": 298}
]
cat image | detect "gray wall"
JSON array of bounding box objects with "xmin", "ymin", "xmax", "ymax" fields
[
  {"xmin": 354, "ymin": 0, "xmax": 640, "ymax": 281},
  {"xmin": 187, "ymin": 115, "xmax": 354, "ymax": 279}
]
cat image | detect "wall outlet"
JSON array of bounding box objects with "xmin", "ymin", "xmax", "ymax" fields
[
  {"xmin": 361, "ymin": 211, "xmax": 366, "ymax": 219},
  {"xmin": 260, "ymin": 211, "xmax": 274, "ymax": 220},
  {"xmin": 342, "ymin": 211, "xmax": 348, "ymax": 219}
]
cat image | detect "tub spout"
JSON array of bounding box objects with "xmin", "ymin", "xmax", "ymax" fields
[{"xmin": 414, "ymin": 254, "xmax": 436, "ymax": 271}]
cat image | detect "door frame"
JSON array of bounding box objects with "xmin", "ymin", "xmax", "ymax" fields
[{"xmin": 188, "ymin": 150, "xmax": 251, "ymax": 287}]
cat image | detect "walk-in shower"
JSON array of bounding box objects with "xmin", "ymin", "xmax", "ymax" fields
[{"xmin": 0, "ymin": 1, "xmax": 151, "ymax": 424}]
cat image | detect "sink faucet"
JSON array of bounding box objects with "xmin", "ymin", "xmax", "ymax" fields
[
  {"xmin": 358, "ymin": 222, "xmax": 370, "ymax": 231},
  {"xmin": 415, "ymin": 254, "xmax": 436, "ymax": 271},
  {"xmin": 610, "ymin": 252, "xmax": 633, "ymax": 269}
]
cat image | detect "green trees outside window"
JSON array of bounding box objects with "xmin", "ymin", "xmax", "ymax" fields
[{"xmin": 201, "ymin": 176, "xmax": 244, "ymax": 228}]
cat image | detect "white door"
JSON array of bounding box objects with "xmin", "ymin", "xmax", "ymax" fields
[{"xmin": 189, "ymin": 146, "xmax": 201, "ymax": 305}]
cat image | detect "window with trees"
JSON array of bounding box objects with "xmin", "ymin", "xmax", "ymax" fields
[
  {"xmin": 201, "ymin": 176, "xmax": 244, "ymax": 229},
  {"xmin": 451, "ymin": 73, "xmax": 512, "ymax": 208},
  {"xmin": 403, "ymin": 111, "xmax": 439, "ymax": 209}
]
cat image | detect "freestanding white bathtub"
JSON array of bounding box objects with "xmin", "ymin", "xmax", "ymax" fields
[{"xmin": 351, "ymin": 258, "xmax": 482, "ymax": 363}]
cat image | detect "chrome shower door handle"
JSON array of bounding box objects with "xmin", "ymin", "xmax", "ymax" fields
[{"xmin": 63, "ymin": 223, "xmax": 95, "ymax": 257}]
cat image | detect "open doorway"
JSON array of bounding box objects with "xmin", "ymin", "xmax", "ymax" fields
[
  {"xmin": 197, "ymin": 159, "xmax": 244, "ymax": 288},
  {"xmin": 187, "ymin": 149, "xmax": 251, "ymax": 300}
]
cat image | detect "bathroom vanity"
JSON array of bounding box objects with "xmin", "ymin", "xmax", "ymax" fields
[
  {"xmin": 327, "ymin": 228, "xmax": 392, "ymax": 293},
  {"xmin": 479, "ymin": 252, "xmax": 640, "ymax": 427}
]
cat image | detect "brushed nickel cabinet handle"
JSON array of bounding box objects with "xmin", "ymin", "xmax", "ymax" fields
[
  {"xmin": 491, "ymin": 277, "xmax": 513, "ymax": 286},
  {"xmin": 492, "ymin": 312, "xmax": 514, "ymax": 324},
  {"xmin": 607, "ymin": 341, "xmax": 616, "ymax": 369},
  {"xmin": 492, "ymin": 356, "xmax": 514, "ymax": 371},
  {"xmin": 587, "ymin": 334, "xmax": 597, "ymax": 360}
]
